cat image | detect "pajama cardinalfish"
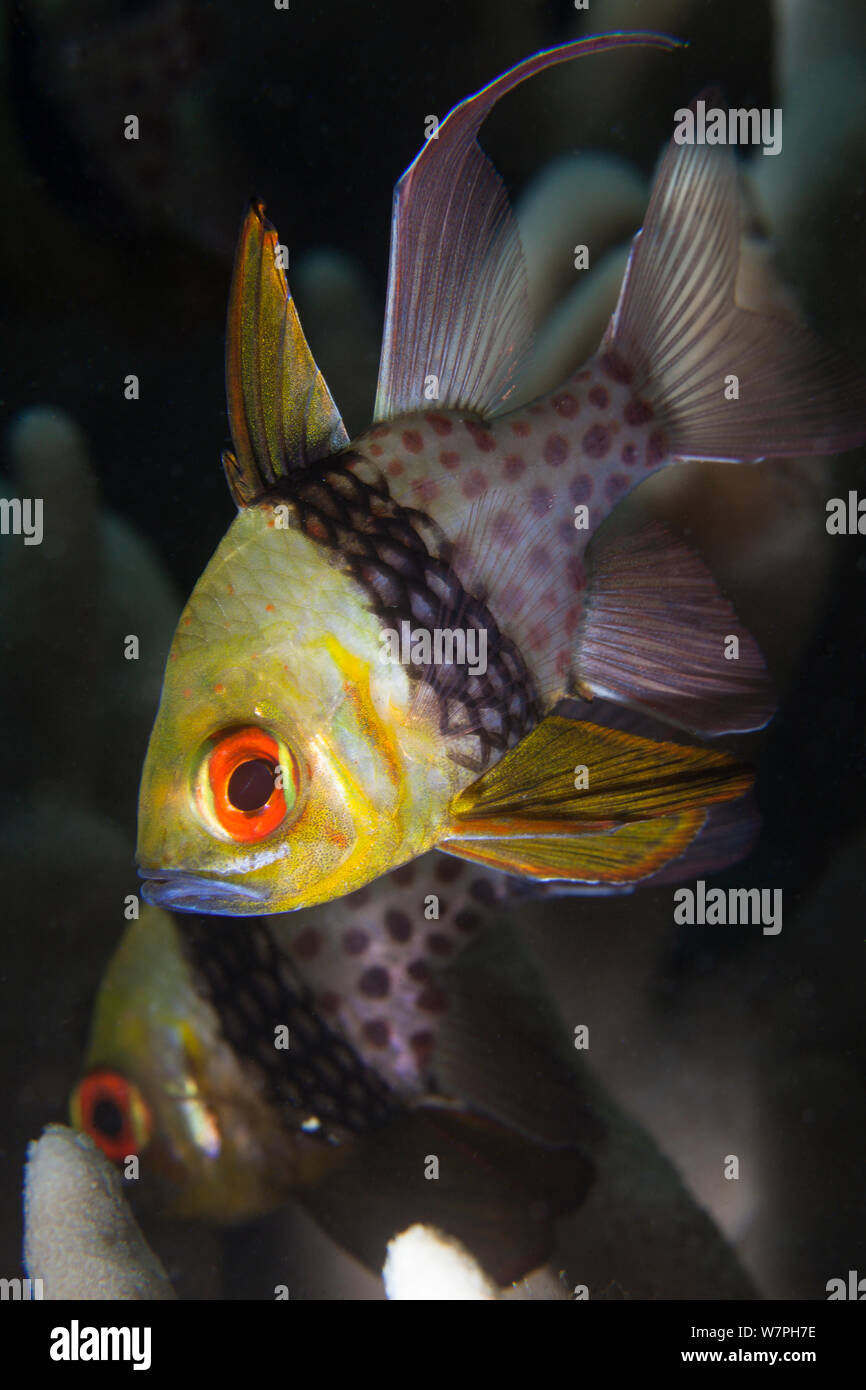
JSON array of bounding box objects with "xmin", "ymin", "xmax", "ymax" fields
[
  {"xmin": 71, "ymin": 856, "xmax": 610, "ymax": 1283},
  {"xmin": 138, "ymin": 33, "xmax": 866, "ymax": 915}
]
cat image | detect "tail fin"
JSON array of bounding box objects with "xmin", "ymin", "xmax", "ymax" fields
[{"xmin": 604, "ymin": 120, "xmax": 866, "ymax": 461}]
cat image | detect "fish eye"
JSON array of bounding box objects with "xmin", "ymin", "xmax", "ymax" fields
[
  {"xmin": 199, "ymin": 726, "xmax": 299, "ymax": 843},
  {"xmin": 70, "ymin": 1070, "xmax": 152, "ymax": 1164}
]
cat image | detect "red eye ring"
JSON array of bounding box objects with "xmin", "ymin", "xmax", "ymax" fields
[
  {"xmin": 70, "ymin": 1070, "xmax": 151, "ymax": 1165},
  {"xmin": 206, "ymin": 726, "xmax": 298, "ymax": 843}
]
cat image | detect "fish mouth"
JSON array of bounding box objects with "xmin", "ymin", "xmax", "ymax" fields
[{"xmin": 138, "ymin": 867, "xmax": 266, "ymax": 916}]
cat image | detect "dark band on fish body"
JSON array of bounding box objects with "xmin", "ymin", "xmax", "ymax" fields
[
  {"xmin": 261, "ymin": 452, "xmax": 542, "ymax": 770},
  {"xmin": 179, "ymin": 915, "xmax": 401, "ymax": 1143}
]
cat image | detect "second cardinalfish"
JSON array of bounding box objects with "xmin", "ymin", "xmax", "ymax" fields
[
  {"xmin": 73, "ymin": 799, "xmax": 758, "ymax": 1287},
  {"xmin": 138, "ymin": 34, "xmax": 865, "ymax": 914},
  {"xmin": 72, "ymin": 856, "xmax": 606, "ymax": 1283}
]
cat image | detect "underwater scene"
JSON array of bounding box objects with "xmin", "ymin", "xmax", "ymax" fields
[{"xmin": 3, "ymin": 0, "xmax": 866, "ymax": 1307}]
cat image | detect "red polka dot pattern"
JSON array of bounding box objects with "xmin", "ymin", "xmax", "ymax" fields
[
  {"xmin": 583, "ymin": 424, "xmax": 612, "ymax": 459},
  {"xmin": 464, "ymin": 420, "xmax": 496, "ymax": 452},
  {"xmin": 462, "ymin": 470, "xmax": 488, "ymax": 499},
  {"xmin": 552, "ymin": 392, "xmax": 579, "ymax": 418},
  {"xmin": 294, "ymin": 928, "xmax": 322, "ymax": 961},
  {"xmin": 362, "ymin": 1019, "xmax": 390, "ymax": 1048},
  {"xmin": 282, "ymin": 856, "xmax": 514, "ymax": 1099},
  {"xmin": 338, "ymin": 351, "xmax": 667, "ymax": 796},
  {"xmin": 543, "ymin": 432, "xmax": 568, "ymax": 466}
]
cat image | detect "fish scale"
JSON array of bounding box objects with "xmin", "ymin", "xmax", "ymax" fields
[
  {"xmin": 274, "ymin": 852, "xmax": 514, "ymax": 1096},
  {"xmin": 351, "ymin": 353, "xmax": 657, "ymax": 700}
]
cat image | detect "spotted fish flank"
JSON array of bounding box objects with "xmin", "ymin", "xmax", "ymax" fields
[
  {"xmin": 137, "ymin": 35, "xmax": 866, "ymax": 915},
  {"xmin": 275, "ymin": 852, "xmax": 509, "ymax": 1095},
  {"xmin": 347, "ymin": 359, "xmax": 661, "ymax": 696}
]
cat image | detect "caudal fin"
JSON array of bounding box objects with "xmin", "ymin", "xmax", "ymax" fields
[{"xmin": 604, "ymin": 122, "xmax": 866, "ymax": 461}]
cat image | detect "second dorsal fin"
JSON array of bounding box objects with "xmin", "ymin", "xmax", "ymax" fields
[
  {"xmin": 373, "ymin": 33, "xmax": 682, "ymax": 424},
  {"xmin": 223, "ymin": 200, "xmax": 349, "ymax": 507}
]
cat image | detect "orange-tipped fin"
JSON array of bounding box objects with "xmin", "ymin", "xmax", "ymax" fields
[
  {"xmin": 438, "ymin": 717, "xmax": 752, "ymax": 884},
  {"xmin": 224, "ymin": 200, "xmax": 348, "ymax": 506},
  {"xmin": 437, "ymin": 810, "xmax": 706, "ymax": 884}
]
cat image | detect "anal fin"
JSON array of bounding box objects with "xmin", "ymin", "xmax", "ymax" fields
[{"xmin": 576, "ymin": 523, "xmax": 776, "ymax": 735}]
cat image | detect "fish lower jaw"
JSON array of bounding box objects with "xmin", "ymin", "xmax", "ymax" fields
[{"xmin": 139, "ymin": 868, "xmax": 268, "ymax": 916}]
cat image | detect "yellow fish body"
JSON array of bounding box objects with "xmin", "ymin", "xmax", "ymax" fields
[{"xmin": 138, "ymin": 34, "xmax": 865, "ymax": 914}]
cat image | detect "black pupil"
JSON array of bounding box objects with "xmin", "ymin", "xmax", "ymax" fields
[
  {"xmin": 93, "ymin": 1097, "xmax": 123, "ymax": 1137},
  {"xmin": 228, "ymin": 758, "xmax": 275, "ymax": 812}
]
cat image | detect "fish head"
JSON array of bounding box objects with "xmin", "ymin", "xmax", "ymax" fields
[
  {"xmin": 137, "ymin": 502, "xmax": 459, "ymax": 914},
  {"xmin": 69, "ymin": 906, "xmax": 304, "ymax": 1222}
]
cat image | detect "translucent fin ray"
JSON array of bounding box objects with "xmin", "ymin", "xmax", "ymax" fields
[
  {"xmin": 605, "ymin": 116, "xmax": 866, "ymax": 459},
  {"xmin": 575, "ymin": 523, "xmax": 776, "ymax": 735},
  {"xmin": 437, "ymin": 715, "xmax": 752, "ymax": 883},
  {"xmin": 374, "ymin": 33, "xmax": 683, "ymax": 423}
]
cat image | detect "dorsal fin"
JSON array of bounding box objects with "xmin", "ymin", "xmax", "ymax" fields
[
  {"xmin": 373, "ymin": 33, "xmax": 683, "ymax": 424},
  {"xmin": 223, "ymin": 200, "xmax": 348, "ymax": 507}
]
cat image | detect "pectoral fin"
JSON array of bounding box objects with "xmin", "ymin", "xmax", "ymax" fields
[
  {"xmin": 438, "ymin": 810, "xmax": 706, "ymax": 883},
  {"xmin": 437, "ymin": 717, "xmax": 751, "ymax": 884}
]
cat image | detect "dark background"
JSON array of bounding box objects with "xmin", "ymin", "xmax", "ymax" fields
[{"xmin": 1, "ymin": 0, "xmax": 865, "ymax": 1299}]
